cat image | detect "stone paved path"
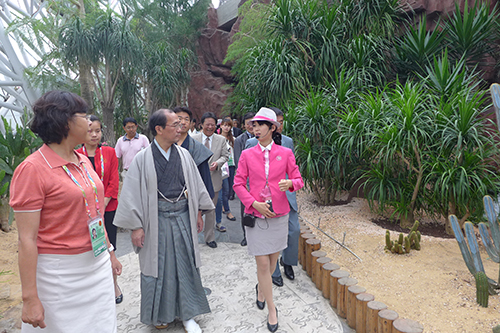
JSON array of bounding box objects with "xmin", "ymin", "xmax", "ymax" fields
[{"xmin": 115, "ymin": 197, "xmax": 353, "ymax": 333}]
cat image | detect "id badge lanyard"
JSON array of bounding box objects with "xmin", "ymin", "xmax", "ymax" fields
[
  {"xmin": 62, "ymin": 163, "xmax": 107, "ymax": 257},
  {"xmin": 82, "ymin": 145, "xmax": 104, "ymax": 181}
]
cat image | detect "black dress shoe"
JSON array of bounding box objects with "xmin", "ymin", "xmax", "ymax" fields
[
  {"xmin": 281, "ymin": 257, "xmax": 295, "ymax": 280},
  {"xmin": 240, "ymin": 238, "xmax": 247, "ymax": 246},
  {"xmin": 255, "ymin": 284, "xmax": 265, "ymax": 310},
  {"xmin": 272, "ymin": 276, "xmax": 283, "ymax": 287},
  {"xmin": 267, "ymin": 308, "xmax": 278, "ymax": 332},
  {"xmin": 229, "ymin": 194, "xmax": 235, "ymax": 200},
  {"xmin": 206, "ymin": 241, "xmax": 217, "ymax": 248}
]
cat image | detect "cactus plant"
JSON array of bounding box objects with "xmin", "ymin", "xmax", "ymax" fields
[
  {"xmin": 384, "ymin": 220, "xmax": 421, "ymax": 254},
  {"xmin": 480, "ymin": 196, "xmax": 500, "ymax": 284},
  {"xmin": 493, "ymin": 324, "xmax": 500, "ymax": 333},
  {"xmin": 385, "ymin": 230, "xmax": 392, "ymax": 251},
  {"xmin": 410, "ymin": 220, "xmax": 419, "ymax": 234},
  {"xmin": 475, "ymin": 271, "xmax": 489, "ymax": 307},
  {"xmin": 450, "ymin": 212, "xmax": 499, "ymax": 297}
]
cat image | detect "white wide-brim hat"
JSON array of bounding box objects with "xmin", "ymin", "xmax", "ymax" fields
[{"xmin": 251, "ymin": 107, "xmax": 280, "ymax": 128}]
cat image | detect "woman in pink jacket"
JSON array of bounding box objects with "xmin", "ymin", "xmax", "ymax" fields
[{"xmin": 233, "ymin": 107, "xmax": 304, "ymax": 332}]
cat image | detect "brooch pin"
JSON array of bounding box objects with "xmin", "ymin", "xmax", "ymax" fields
[{"xmin": 276, "ymin": 156, "xmax": 282, "ymax": 161}]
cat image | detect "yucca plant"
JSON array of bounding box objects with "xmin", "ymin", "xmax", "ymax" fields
[
  {"xmin": 0, "ymin": 116, "xmax": 43, "ymax": 232},
  {"xmin": 361, "ymin": 81, "xmax": 433, "ymax": 227},
  {"xmin": 395, "ymin": 15, "xmax": 447, "ymax": 78},
  {"xmin": 426, "ymin": 88, "xmax": 500, "ymax": 233},
  {"xmin": 445, "ymin": 0, "xmax": 498, "ymax": 66}
]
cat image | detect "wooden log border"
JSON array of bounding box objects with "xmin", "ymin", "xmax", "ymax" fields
[{"xmin": 296, "ymin": 225, "xmax": 424, "ymax": 332}]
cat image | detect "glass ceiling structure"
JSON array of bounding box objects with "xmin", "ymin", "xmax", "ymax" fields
[{"xmin": 0, "ymin": 0, "xmax": 42, "ymax": 131}]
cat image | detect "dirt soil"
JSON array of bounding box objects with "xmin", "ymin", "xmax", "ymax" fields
[
  {"xmin": 2, "ymin": 190, "xmax": 500, "ymax": 332},
  {"xmin": 298, "ymin": 190, "xmax": 500, "ymax": 333}
]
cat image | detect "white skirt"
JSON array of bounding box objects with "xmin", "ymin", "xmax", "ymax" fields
[{"xmin": 22, "ymin": 250, "xmax": 116, "ymax": 333}]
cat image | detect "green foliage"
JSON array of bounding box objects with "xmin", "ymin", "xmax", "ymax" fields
[
  {"xmin": 225, "ymin": 0, "xmax": 404, "ymax": 114},
  {"xmin": 445, "ymin": 0, "xmax": 498, "ymax": 65},
  {"xmin": 225, "ymin": 0, "xmax": 270, "ymax": 65},
  {"xmin": 12, "ymin": 0, "xmax": 206, "ymax": 144},
  {"xmin": 0, "ymin": 116, "xmax": 43, "ymax": 198},
  {"xmin": 0, "ymin": 116, "xmax": 42, "ymax": 227},
  {"xmin": 395, "ymin": 15, "xmax": 446, "ymax": 78}
]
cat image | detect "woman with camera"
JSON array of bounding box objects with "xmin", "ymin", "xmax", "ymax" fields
[{"xmin": 233, "ymin": 107, "xmax": 303, "ymax": 332}]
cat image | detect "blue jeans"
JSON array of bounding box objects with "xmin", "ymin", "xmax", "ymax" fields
[{"xmin": 216, "ymin": 178, "xmax": 230, "ymax": 224}]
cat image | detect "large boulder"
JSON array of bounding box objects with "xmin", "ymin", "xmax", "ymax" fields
[{"xmin": 187, "ymin": 7, "xmax": 235, "ymax": 119}]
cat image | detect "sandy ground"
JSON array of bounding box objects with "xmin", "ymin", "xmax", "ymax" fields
[
  {"xmin": 297, "ymin": 190, "xmax": 500, "ymax": 333},
  {"xmin": 1, "ymin": 190, "xmax": 500, "ymax": 332}
]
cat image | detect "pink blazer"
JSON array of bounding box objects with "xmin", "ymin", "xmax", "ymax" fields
[{"xmin": 234, "ymin": 143, "xmax": 304, "ymax": 218}]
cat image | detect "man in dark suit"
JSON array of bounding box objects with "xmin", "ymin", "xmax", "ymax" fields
[
  {"xmin": 233, "ymin": 112, "xmax": 256, "ymax": 246},
  {"xmin": 232, "ymin": 120, "xmax": 243, "ymax": 138},
  {"xmin": 192, "ymin": 112, "xmax": 229, "ymax": 249},
  {"xmin": 245, "ymin": 107, "xmax": 299, "ymax": 287}
]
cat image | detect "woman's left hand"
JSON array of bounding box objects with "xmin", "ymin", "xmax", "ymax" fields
[
  {"xmin": 278, "ymin": 179, "xmax": 292, "ymax": 192},
  {"xmin": 110, "ymin": 252, "xmax": 122, "ymax": 276}
]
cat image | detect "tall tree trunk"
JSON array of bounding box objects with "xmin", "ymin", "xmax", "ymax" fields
[
  {"xmin": 102, "ymin": 102, "xmax": 115, "ymax": 147},
  {"xmin": 79, "ymin": 63, "xmax": 94, "ymax": 113},
  {"xmin": 76, "ymin": 0, "xmax": 94, "ymax": 113}
]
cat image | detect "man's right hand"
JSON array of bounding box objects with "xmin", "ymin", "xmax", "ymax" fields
[
  {"xmin": 22, "ymin": 297, "xmax": 46, "ymax": 328},
  {"xmin": 132, "ymin": 228, "xmax": 145, "ymax": 248}
]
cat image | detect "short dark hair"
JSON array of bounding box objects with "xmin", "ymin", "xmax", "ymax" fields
[
  {"xmin": 149, "ymin": 109, "xmax": 174, "ymax": 136},
  {"xmin": 200, "ymin": 112, "xmax": 217, "ymax": 124},
  {"xmin": 192, "ymin": 118, "xmax": 197, "ymax": 123},
  {"xmin": 243, "ymin": 112, "xmax": 255, "ymax": 122},
  {"xmin": 123, "ymin": 117, "xmax": 137, "ymax": 127},
  {"xmin": 31, "ymin": 90, "xmax": 88, "ymax": 144},
  {"xmin": 89, "ymin": 115, "xmax": 102, "ymax": 128},
  {"xmin": 269, "ymin": 107, "xmax": 283, "ymax": 117},
  {"xmin": 173, "ymin": 106, "xmax": 193, "ymax": 121}
]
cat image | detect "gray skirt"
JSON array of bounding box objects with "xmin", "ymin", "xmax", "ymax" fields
[
  {"xmin": 140, "ymin": 199, "xmax": 210, "ymax": 325},
  {"xmin": 245, "ymin": 214, "xmax": 289, "ymax": 256}
]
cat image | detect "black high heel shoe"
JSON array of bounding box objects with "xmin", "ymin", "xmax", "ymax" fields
[
  {"xmin": 255, "ymin": 284, "xmax": 265, "ymax": 310},
  {"xmin": 267, "ymin": 307, "xmax": 278, "ymax": 332}
]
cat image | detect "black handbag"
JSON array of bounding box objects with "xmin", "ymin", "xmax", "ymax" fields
[{"xmin": 242, "ymin": 213, "xmax": 256, "ymax": 228}]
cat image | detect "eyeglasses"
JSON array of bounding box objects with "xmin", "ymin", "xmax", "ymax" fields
[
  {"xmin": 165, "ymin": 122, "xmax": 182, "ymax": 128},
  {"xmin": 74, "ymin": 114, "xmax": 91, "ymax": 120}
]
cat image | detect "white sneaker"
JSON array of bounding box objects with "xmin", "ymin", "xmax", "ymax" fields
[{"xmin": 183, "ymin": 319, "xmax": 202, "ymax": 333}]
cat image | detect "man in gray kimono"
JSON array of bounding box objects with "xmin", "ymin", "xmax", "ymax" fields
[{"xmin": 114, "ymin": 109, "xmax": 214, "ymax": 333}]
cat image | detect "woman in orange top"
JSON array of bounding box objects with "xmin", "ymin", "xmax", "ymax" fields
[
  {"xmin": 10, "ymin": 91, "xmax": 122, "ymax": 332},
  {"xmin": 76, "ymin": 115, "xmax": 122, "ymax": 303}
]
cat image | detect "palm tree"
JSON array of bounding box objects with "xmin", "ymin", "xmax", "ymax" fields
[{"xmin": 59, "ymin": 9, "xmax": 143, "ymax": 145}]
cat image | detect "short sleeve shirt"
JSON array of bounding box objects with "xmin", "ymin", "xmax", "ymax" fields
[
  {"xmin": 9, "ymin": 144, "xmax": 105, "ymax": 255},
  {"xmin": 114, "ymin": 133, "xmax": 150, "ymax": 170}
]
